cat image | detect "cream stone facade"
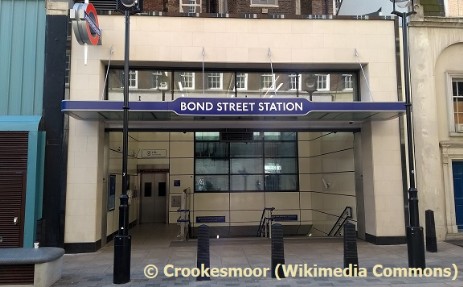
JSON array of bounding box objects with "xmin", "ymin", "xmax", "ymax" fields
[
  {"xmin": 408, "ymin": 8, "xmax": 463, "ymax": 240},
  {"xmin": 65, "ymin": 15, "xmax": 407, "ymax": 250}
]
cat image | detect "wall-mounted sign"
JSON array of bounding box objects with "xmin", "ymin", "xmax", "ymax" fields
[
  {"xmin": 70, "ymin": 3, "xmax": 102, "ymax": 45},
  {"xmin": 196, "ymin": 216, "xmax": 226, "ymax": 223},
  {"xmin": 272, "ymin": 214, "xmax": 298, "ymax": 221},
  {"xmin": 141, "ymin": 149, "xmax": 167, "ymax": 158}
]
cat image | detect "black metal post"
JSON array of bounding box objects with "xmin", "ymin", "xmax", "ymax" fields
[
  {"xmin": 113, "ymin": 10, "xmax": 132, "ymax": 284},
  {"xmin": 392, "ymin": 5, "xmax": 425, "ymax": 269}
]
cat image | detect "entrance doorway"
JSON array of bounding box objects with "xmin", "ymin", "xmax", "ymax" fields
[
  {"xmin": 453, "ymin": 161, "xmax": 463, "ymax": 230},
  {"xmin": 140, "ymin": 172, "xmax": 168, "ymax": 223}
]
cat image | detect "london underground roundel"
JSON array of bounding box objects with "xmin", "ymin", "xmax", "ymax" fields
[{"xmin": 71, "ymin": 3, "xmax": 102, "ymax": 45}]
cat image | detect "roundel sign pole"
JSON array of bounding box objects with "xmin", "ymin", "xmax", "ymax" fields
[{"xmin": 114, "ymin": 0, "xmax": 138, "ymax": 285}]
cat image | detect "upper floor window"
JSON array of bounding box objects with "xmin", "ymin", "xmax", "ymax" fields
[
  {"xmin": 316, "ymin": 74, "xmax": 330, "ymax": 91},
  {"xmin": 261, "ymin": 74, "xmax": 276, "ymax": 90},
  {"xmin": 121, "ymin": 70, "xmax": 138, "ymax": 89},
  {"xmin": 180, "ymin": 0, "xmax": 202, "ymax": 13},
  {"xmin": 289, "ymin": 74, "xmax": 301, "ymax": 91},
  {"xmin": 208, "ymin": 73, "xmax": 223, "ymax": 89},
  {"xmin": 180, "ymin": 72, "xmax": 195, "ymax": 90},
  {"xmin": 236, "ymin": 73, "xmax": 248, "ymax": 90},
  {"xmin": 129, "ymin": 71, "xmax": 138, "ymax": 88},
  {"xmin": 343, "ymin": 74, "xmax": 353, "ymax": 90},
  {"xmin": 452, "ymin": 78, "xmax": 463, "ymax": 133},
  {"xmin": 250, "ymin": 0, "xmax": 278, "ymax": 6}
]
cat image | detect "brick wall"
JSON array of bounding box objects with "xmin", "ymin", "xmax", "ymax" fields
[{"xmin": 312, "ymin": 0, "xmax": 333, "ymax": 14}]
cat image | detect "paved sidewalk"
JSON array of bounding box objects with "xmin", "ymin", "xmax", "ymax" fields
[{"xmin": 53, "ymin": 224, "xmax": 463, "ymax": 286}]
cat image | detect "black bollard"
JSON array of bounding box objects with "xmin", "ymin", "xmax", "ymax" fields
[
  {"xmin": 425, "ymin": 210, "xmax": 437, "ymax": 252},
  {"xmin": 271, "ymin": 223, "xmax": 285, "ymax": 279},
  {"xmin": 343, "ymin": 222, "xmax": 359, "ymax": 274},
  {"xmin": 196, "ymin": 224, "xmax": 210, "ymax": 281}
]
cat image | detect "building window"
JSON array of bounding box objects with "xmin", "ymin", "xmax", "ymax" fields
[
  {"xmin": 129, "ymin": 71, "xmax": 138, "ymax": 88},
  {"xmin": 452, "ymin": 78, "xmax": 463, "ymax": 132},
  {"xmin": 152, "ymin": 71, "xmax": 168, "ymax": 90},
  {"xmin": 180, "ymin": 72, "xmax": 195, "ymax": 90},
  {"xmin": 289, "ymin": 74, "xmax": 301, "ymax": 91},
  {"xmin": 207, "ymin": 73, "xmax": 223, "ymax": 89},
  {"xmin": 180, "ymin": 0, "xmax": 202, "ymax": 13},
  {"xmin": 194, "ymin": 132, "xmax": 298, "ymax": 192},
  {"xmin": 316, "ymin": 74, "xmax": 329, "ymax": 91},
  {"xmin": 343, "ymin": 74, "xmax": 353, "ymax": 90},
  {"xmin": 121, "ymin": 70, "xmax": 138, "ymax": 89},
  {"xmin": 250, "ymin": 0, "xmax": 278, "ymax": 6},
  {"xmin": 236, "ymin": 73, "xmax": 248, "ymax": 90},
  {"xmin": 261, "ymin": 74, "xmax": 275, "ymax": 90}
]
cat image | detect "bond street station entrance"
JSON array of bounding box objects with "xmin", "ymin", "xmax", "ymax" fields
[{"xmin": 62, "ymin": 97, "xmax": 406, "ymax": 246}]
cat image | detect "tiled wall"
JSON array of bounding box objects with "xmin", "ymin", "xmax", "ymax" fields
[{"xmin": 299, "ymin": 132, "xmax": 356, "ymax": 236}]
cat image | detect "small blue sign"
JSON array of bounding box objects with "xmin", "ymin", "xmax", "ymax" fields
[
  {"xmin": 272, "ymin": 214, "xmax": 298, "ymax": 222},
  {"xmin": 196, "ymin": 216, "xmax": 226, "ymax": 223}
]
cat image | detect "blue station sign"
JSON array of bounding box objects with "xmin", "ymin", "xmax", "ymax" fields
[
  {"xmin": 171, "ymin": 98, "xmax": 307, "ymax": 116},
  {"xmin": 61, "ymin": 97, "xmax": 406, "ymax": 121}
]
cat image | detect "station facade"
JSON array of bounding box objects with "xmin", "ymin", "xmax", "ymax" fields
[{"xmin": 62, "ymin": 8, "xmax": 408, "ymax": 252}]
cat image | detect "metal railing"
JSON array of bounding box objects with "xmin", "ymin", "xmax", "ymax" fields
[
  {"xmin": 257, "ymin": 207, "xmax": 275, "ymax": 238},
  {"xmin": 177, "ymin": 188, "xmax": 191, "ymax": 241},
  {"xmin": 327, "ymin": 206, "xmax": 353, "ymax": 237}
]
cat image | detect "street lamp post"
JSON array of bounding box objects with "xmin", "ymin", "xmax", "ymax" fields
[
  {"xmin": 391, "ymin": 0, "xmax": 426, "ymax": 269},
  {"xmin": 113, "ymin": 0, "xmax": 139, "ymax": 284}
]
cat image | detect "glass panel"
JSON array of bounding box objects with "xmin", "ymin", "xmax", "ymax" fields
[
  {"xmin": 195, "ymin": 159, "xmax": 229, "ymax": 174},
  {"xmin": 230, "ymin": 175, "xmax": 264, "ymax": 191},
  {"xmin": 195, "ymin": 142, "xmax": 228, "ymax": 158},
  {"xmin": 107, "ymin": 69, "xmax": 172, "ymax": 101},
  {"xmin": 265, "ymin": 174, "xmax": 297, "ymax": 191},
  {"xmin": 264, "ymin": 132, "xmax": 296, "ymax": 141},
  {"xmin": 230, "ymin": 142, "xmax": 262, "ymax": 157},
  {"xmin": 195, "ymin": 132, "xmax": 220, "ymax": 141},
  {"xmin": 453, "ymin": 81, "xmax": 458, "ymax": 97},
  {"xmin": 265, "ymin": 142, "xmax": 297, "ymax": 157},
  {"xmin": 231, "ymin": 158, "xmax": 263, "ymax": 174},
  {"xmin": 207, "ymin": 72, "xmax": 222, "ymax": 89},
  {"xmin": 265, "ymin": 158, "xmax": 297, "ymax": 174},
  {"xmin": 300, "ymin": 73, "xmax": 357, "ymax": 102},
  {"xmin": 195, "ymin": 175, "xmax": 228, "ymax": 191},
  {"xmin": 236, "ymin": 72, "xmax": 298, "ymax": 98}
]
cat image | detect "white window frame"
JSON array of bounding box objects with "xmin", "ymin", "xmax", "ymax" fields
[
  {"xmin": 180, "ymin": 0, "xmax": 202, "ymax": 13},
  {"xmin": 129, "ymin": 71, "xmax": 138, "ymax": 89},
  {"xmin": 289, "ymin": 74, "xmax": 301, "ymax": 91},
  {"xmin": 236, "ymin": 73, "xmax": 248, "ymax": 91},
  {"xmin": 316, "ymin": 74, "xmax": 330, "ymax": 91},
  {"xmin": 448, "ymin": 73, "xmax": 463, "ymax": 134},
  {"xmin": 181, "ymin": 72, "xmax": 195, "ymax": 90},
  {"xmin": 342, "ymin": 74, "xmax": 353, "ymax": 90},
  {"xmin": 120, "ymin": 70, "xmax": 138, "ymax": 89},
  {"xmin": 207, "ymin": 72, "xmax": 223, "ymax": 90},
  {"xmin": 250, "ymin": 0, "xmax": 278, "ymax": 7},
  {"xmin": 261, "ymin": 74, "xmax": 276, "ymax": 90}
]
